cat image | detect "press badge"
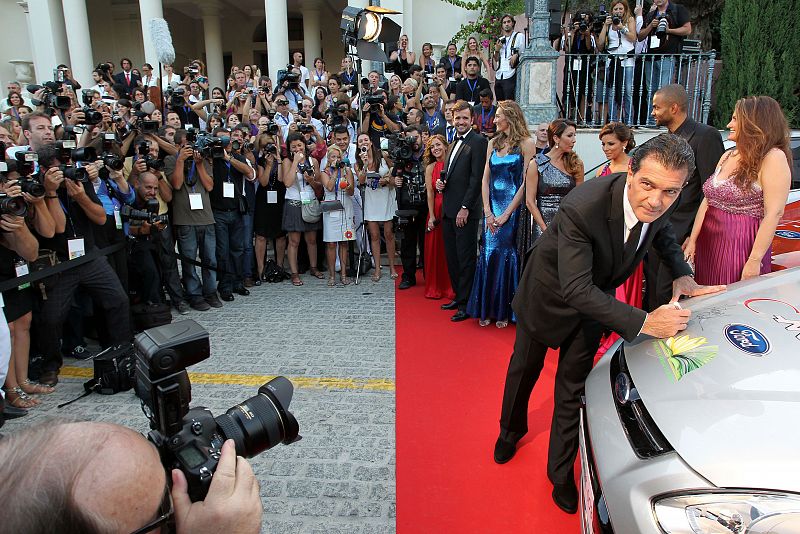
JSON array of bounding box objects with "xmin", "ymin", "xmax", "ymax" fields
[
  {"xmin": 572, "ymin": 59, "xmax": 582, "ymax": 71},
  {"xmin": 223, "ymin": 182, "xmax": 235, "ymax": 198},
  {"xmin": 189, "ymin": 193, "xmax": 204, "ymax": 210},
  {"xmin": 68, "ymin": 238, "xmax": 85, "ymax": 260},
  {"xmin": 267, "ymin": 191, "xmax": 278, "ymax": 204},
  {"xmin": 650, "ymin": 35, "xmax": 661, "ymax": 48},
  {"xmin": 300, "ymin": 191, "xmax": 314, "ymax": 205},
  {"xmin": 113, "ymin": 207, "xmax": 122, "ymax": 229},
  {"xmin": 15, "ymin": 261, "xmax": 30, "ymax": 290}
]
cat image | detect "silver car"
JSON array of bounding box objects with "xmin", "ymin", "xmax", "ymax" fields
[{"xmin": 580, "ymin": 268, "xmax": 800, "ymax": 533}]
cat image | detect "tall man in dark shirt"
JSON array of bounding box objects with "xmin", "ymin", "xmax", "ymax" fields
[
  {"xmin": 208, "ymin": 128, "xmax": 255, "ymax": 301},
  {"xmin": 34, "ymin": 146, "xmax": 130, "ymax": 386},
  {"xmin": 454, "ymin": 57, "xmax": 490, "ymax": 107}
]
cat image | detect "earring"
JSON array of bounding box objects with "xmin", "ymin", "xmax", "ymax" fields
[{"xmin": 555, "ymin": 143, "xmax": 559, "ymax": 149}]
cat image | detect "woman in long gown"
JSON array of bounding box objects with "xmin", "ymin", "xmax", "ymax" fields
[
  {"xmin": 684, "ymin": 96, "xmax": 791, "ymax": 284},
  {"xmin": 467, "ymin": 101, "xmax": 536, "ymax": 328},
  {"xmin": 423, "ymin": 135, "xmax": 455, "ymax": 300},
  {"xmin": 595, "ymin": 123, "xmax": 638, "ymax": 357}
]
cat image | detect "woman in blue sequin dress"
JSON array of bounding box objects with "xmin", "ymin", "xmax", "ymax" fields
[{"xmin": 467, "ymin": 101, "xmax": 537, "ymax": 328}]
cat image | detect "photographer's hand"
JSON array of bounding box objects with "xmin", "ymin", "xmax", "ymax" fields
[
  {"xmin": 44, "ymin": 167, "xmax": 64, "ymax": 193},
  {"xmin": 172, "ymin": 439, "xmax": 262, "ymax": 534},
  {"xmin": 85, "ymin": 162, "xmax": 100, "ymax": 182},
  {"xmin": 0, "ymin": 214, "xmax": 26, "ymax": 233},
  {"xmin": 3, "ymin": 180, "xmax": 22, "ymax": 198}
]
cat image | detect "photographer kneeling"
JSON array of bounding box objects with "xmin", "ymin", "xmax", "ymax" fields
[
  {"xmin": 0, "ymin": 420, "xmax": 262, "ymax": 533},
  {"xmin": 126, "ymin": 172, "xmax": 168, "ymax": 304},
  {"xmin": 393, "ymin": 126, "xmax": 428, "ymax": 289}
]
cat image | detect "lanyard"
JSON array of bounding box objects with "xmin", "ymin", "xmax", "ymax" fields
[
  {"xmin": 343, "ymin": 70, "xmax": 354, "ymax": 84},
  {"xmin": 447, "ymin": 126, "xmax": 455, "ymax": 143},
  {"xmin": 466, "ymin": 78, "xmax": 478, "ymax": 97},
  {"xmin": 187, "ymin": 161, "xmax": 198, "ymax": 192},
  {"xmin": 481, "ymin": 106, "xmax": 494, "ymax": 129},
  {"xmin": 449, "ymin": 56, "xmax": 457, "ymax": 73},
  {"xmin": 504, "ymin": 34, "xmax": 513, "ymax": 58},
  {"xmin": 315, "ymin": 70, "xmax": 324, "ymax": 81},
  {"xmin": 58, "ymin": 196, "xmax": 79, "ymax": 239},
  {"xmin": 275, "ymin": 113, "xmax": 290, "ymax": 126},
  {"xmin": 426, "ymin": 111, "xmax": 440, "ymax": 131}
]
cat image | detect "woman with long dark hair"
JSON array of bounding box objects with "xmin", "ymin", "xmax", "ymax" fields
[{"xmin": 684, "ymin": 96, "xmax": 791, "ymax": 284}]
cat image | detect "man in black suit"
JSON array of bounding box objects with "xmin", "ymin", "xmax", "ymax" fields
[
  {"xmin": 437, "ymin": 100, "xmax": 488, "ymax": 321},
  {"xmin": 644, "ymin": 84, "xmax": 725, "ymax": 311},
  {"xmin": 112, "ymin": 57, "xmax": 141, "ymax": 96},
  {"xmin": 493, "ymin": 135, "xmax": 725, "ymax": 513}
]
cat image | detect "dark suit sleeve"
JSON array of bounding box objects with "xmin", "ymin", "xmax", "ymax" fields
[
  {"xmin": 651, "ymin": 220, "xmax": 694, "ymax": 280},
  {"xmin": 696, "ymin": 128, "xmax": 724, "ymax": 185},
  {"xmin": 461, "ymin": 136, "xmax": 487, "ymax": 212},
  {"xmin": 556, "ymin": 204, "xmax": 648, "ymax": 341}
]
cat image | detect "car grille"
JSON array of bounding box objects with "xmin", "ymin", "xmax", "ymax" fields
[{"xmin": 610, "ymin": 346, "xmax": 674, "ymax": 459}]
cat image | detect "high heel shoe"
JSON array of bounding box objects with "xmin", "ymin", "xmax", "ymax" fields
[
  {"xmin": 20, "ymin": 379, "xmax": 54, "ymax": 395},
  {"xmin": 4, "ymin": 386, "xmax": 39, "ymax": 408}
]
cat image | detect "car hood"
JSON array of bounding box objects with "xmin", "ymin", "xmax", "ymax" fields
[{"xmin": 625, "ymin": 268, "xmax": 800, "ymax": 492}]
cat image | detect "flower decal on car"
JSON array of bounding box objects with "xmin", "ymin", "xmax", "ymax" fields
[{"xmin": 654, "ymin": 335, "xmax": 719, "ymax": 382}]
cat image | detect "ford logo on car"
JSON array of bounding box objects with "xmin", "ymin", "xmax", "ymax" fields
[{"xmin": 724, "ymin": 324, "xmax": 771, "ymax": 355}]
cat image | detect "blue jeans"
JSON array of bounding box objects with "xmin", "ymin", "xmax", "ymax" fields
[
  {"xmin": 242, "ymin": 211, "xmax": 255, "ymax": 278},
  {"xmin": 175, "ymin": 224, "xmax": 217, "ymax": 300},
  {"xmin": 606, "ymin": 63, "xmax": 635, "ymax": 124},
  {"xmin": 645, "ymin": 56, "xmax": 675, "ymax": 125},
  {"xmin": 213, "ymin": 209, "xmax": 245, "ymax": 294}
]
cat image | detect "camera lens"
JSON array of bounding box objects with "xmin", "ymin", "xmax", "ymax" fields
[
  {"xmin": 0, "ymin": 195, "xmax": 28, "ymax": 217},
  {"xmin": 213, "ymin": 377, "xmax": 300, "ymax": 457}
]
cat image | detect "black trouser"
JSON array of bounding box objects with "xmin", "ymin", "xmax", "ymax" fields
[
  {"xmin": 399, "ymin": 208, "xmax": 427, "ymax": 283},
  {"xmin": 153, "ymin": 223, "xmax": 185, "ymax": 305},
  {"xmin": 37, "ymin": 257, "xmax": 130, "ymax": 374},
  {"xmin": 499, "ymin": 321, "xmax": 603, "ymax": 484},
  {"xmin": 442, "ymin": 216, "xmax": 479, "ymax": 311},
  {"xmin": 95, "ymin": 215, "xmax": 128, "ymax": 293},
  {"xmin": 495, "ymin": 73, "xmax": 517, "ymax": 101},
  {"xmin": 129, "ymin": 238, "xmax": 163, "ymax": 304}
]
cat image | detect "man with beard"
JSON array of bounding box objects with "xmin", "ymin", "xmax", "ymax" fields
[{"xmin": 395, "ymin": 127, "xmax": 428, "ymax": 290}]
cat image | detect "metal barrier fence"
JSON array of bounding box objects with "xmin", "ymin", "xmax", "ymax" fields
[{"xmin": 556, "ymin": 51, "xmax": 716, "ymax": 127}]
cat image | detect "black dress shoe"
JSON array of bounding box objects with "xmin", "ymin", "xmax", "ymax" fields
[
  {"xmin": 220, "ymin": 292, "xmax": 235, "ymax": 302},
  {"xmin": 450, "ymin": 311, "xmax": 470, "ymax": 322},
  {"xmin": 552, "ymin": 481, "xmax": 578, "ymax": 514},
  {"xmin": 39, "ymin": 370, "xmax": 59, "ymax": 387},
  {"xmin": 234, "ymin": 287, "xmax": 250, "ymax": 296},
  {"xmin": 440, "ymin": 300, "xmax": 459, "ymax": 310},
  {"xmin": 493, "ymin": 437, "xmax": 518, "ymax": 464},
  {"xmin": 398, "ymin": 279, "xmax": 415, "ymax": 290}
]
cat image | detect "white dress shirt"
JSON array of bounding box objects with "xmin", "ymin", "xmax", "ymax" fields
[{"xmin": 623, "ymin": 183, "xmax": 649, "ymax": 250}]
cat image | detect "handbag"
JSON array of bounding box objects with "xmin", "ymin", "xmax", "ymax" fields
[{"xmin": 321, "ymin": 200, "xmax": 344, "ymax": 213}]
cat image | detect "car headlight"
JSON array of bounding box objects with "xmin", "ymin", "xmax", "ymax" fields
[{"xmin": 654, "ymin": 492, "xmax": 800, "ymax": 533}]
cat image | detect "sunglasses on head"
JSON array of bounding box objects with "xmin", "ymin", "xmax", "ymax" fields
[{"xmin": 277, "ymin": 100, "xmax": 289, "ymax": 105}]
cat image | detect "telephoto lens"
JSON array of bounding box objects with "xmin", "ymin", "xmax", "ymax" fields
[
  {"xmin": 19, "ymin": 178, "xmax": 45, "ymax": 198},
  {"xmin": 60, "ymin": 165, "xmax": 89, "ymax": 182},
  {"xmin": 0, "ymin": 194, "xmax": 28, "ymax": 217}
]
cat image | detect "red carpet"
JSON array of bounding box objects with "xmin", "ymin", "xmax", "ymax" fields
[{"xmin": 396, "ymin": 273, "xmax": 580, "ymax": 534}]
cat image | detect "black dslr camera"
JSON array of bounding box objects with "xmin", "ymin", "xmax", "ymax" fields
[
  {"xmin": 0, "ymin": 193, "xmax": 28, "ymax": 218},
  {"xmin": 655, "ymin": 13, "xmax": 669, "ymax": 40},
  {"xmin": 137, "ymin": 142, "xmax": 164, "ymax": 171},
  {"xmin": 121, "ymin": 198, "xmax": 168, "ymax": 226},
  {"xmin": 27, "ymin": 81, "xmax": 71, "ymax": 112},
  {"xmin": 134, "ymin": 320, "xmax": 300, "ymax": 502},
  {"xmin": 194, "ymin": 133, "xmax": 227, "ymax": 159}
]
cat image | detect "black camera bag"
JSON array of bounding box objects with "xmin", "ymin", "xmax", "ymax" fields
[
  {"xmin": 87, "ymin": 342, "xmax": 136, "ymax": 395},
  {"xmin": 131, "ymin": 302, "xmax": 172, "ymax": 332}
]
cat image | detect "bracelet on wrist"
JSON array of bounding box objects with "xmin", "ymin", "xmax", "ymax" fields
[{"xmin": 45, "ymin": 194, "xmax": 58, "ymax": 199}]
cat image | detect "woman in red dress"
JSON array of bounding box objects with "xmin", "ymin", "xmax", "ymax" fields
[
  {"xmin": 423, "ymin": 134, "xmax": 456, "ymax": 300},
  {"xmin": 596, "ymin": 123, "xmax": 639, "ymax": 358}
]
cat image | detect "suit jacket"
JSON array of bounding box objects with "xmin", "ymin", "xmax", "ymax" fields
[
  {"xmin": 113, "ymin": 71, "xmax": 142, "ymax": 93},
  {"xmin": 513, "ymin": 173, "xmax": 693, "ymax": 348},
  {"xmin": 670, "ymin": 118, "xmax": 725, "ymax": 241},
  {"xmin": 441, "ymin": 130, "xmax": 487, "ymax": 220}
]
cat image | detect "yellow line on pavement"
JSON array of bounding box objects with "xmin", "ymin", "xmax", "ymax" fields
[{"xmin": 60, "ymin": 367, "xmax": 395, "ymax": 391}]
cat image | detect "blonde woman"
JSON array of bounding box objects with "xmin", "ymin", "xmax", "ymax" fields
[
  {"xmin": 467, "ymin": 101, "xmax": 536, "ymax": 328},
  {"xmin": 321, "ymin": 145, "xmax": 356, "ymax": 286},
  {"xmin": 464, "ymin": 36, "xmax": 491, "ymax": 78}
]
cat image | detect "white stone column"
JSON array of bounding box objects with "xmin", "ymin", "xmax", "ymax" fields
[
  {"xmin": 138, "ymin": 0, "xmax": 165, "ymax": 70},
  {"xmin": 201, "ymin": 5, "xmax": 224, "ymax": 90},
  {"xmin": 25, "ymin": 0, "xmax": 70, "ymax": 84},
  {"xmin": 402, "ymin": 0, "xmax": 413, "ymax": 50},
  {"xmin": 302, "ymin": 8, "xmax": 321, "ymax": 63},
  {"xmin": 61, "ymin": 0, "xmax": 94, "ymax": 88},
  {"xmin": 265, "ymin": 0, "xmax": 289, "ymax": 83}
]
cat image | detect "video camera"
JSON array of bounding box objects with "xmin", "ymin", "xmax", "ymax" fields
[
  {"xmin": 166, "ymin": 86, "xmax": 186, "ymax": 108},
  {"xmin": 277, "ymin": 65, "xmax": 301, "ymax": 91},
  {"xmin": 194, "ymin": 133, "xmax": 228, "ymax": 159},
  {"xmin": 134, "ymin": 320, "xmax": 300, "ymax": 502},
  {"xmin": 27, "ymin": 81, "xmax": 71, "ymax": 112},
  {"xmin": 363, "ymin": 92, "xmax": 385, "ymax": 114},
  {"xmin": 121, "ymin": 199, "xmax": 168, "ymax": 226}
]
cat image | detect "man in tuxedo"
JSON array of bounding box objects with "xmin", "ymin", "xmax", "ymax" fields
[
  {"xmin": 437, "ymin": 100, "xmax": 488, "ymax": 321},
  {"xmin": 112, "ymin": 57, "xmax": 141, "ymax": 96},
  {"xmin": 644, "ymin": 84, "xmax": 725, "ymax": 311},
  {"xmin": 493, "ymin": 134, "xmax": 726, "ymax": 513}
]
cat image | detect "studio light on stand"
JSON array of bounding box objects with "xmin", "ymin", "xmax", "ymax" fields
[{"xmin": 340, "ymin": 6, "xmax": 402, "ymax": 284}]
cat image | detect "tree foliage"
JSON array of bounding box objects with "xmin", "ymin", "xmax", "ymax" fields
[
  {"xmin": 714, "ymin": 0, "xmax": 799, "ymax": 128},
  {"xmin": 443, "ymin": 0, "xmax": 526, "ymax": 52}
]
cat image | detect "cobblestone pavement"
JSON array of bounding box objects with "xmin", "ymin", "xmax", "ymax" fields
[{"xmin": 4, "ymin": 274, "xmax": 396, "ymax": 533}]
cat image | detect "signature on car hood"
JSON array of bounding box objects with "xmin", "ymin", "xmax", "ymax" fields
[{"xmin": 625, "ymin": 268, "xmax": 800, "ymax": 492}]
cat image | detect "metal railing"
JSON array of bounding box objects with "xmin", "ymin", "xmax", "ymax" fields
[{"xmin": 556, "ymin": 51, "xmax": 716, "ymax": 128}]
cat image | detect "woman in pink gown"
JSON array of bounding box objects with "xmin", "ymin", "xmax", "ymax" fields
[
  {"xmin": 684, "ymin": 96, "xmax": 792, "ymax": 285},
  {"xmin": 423, "ymin": 135, "xmax": 456, "ymax": 300},
  {"xmin": 595, "ymin": 123, "xmax": 639, "ymax": 358}
]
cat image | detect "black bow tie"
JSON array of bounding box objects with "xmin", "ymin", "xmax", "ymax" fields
[{"xmin": 456, "ymin": 135, "xmax": 465, "ymax": 142}]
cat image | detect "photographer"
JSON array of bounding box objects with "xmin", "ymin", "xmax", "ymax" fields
[
  {"xmin": 361, "ymin": 90, "xmax": 401, "ymax": 147},
  {"xmin": 597, "ymin": 1, "xmax": 637, "ymax": 124},
  {"xmin": 127, "ymin": 172, "xmax": 168, "ymax": 304},
  {"xmin": 208, "ymin": 127, "xmax": 254, "ymax": 301},
  {"xmin": 561, "ymin": 12, "xmax": 597, "ymax": 122},
  {"xmin": 392, "ymin": 126, "xmax": 427, "ymax": 290},
  {"xmin": 0, "ymin": 421, "xmax": 263, "ymax": 533},
  {"xmin": 637, "ymin": 0, "xmax": 691, "ymax": 124},
  {"xmin": 277, "ymin": 67, "xmax": 307, "ymax": 113},
  {"xmin": 166, "ymin": 130, "xmax": 221, "ymax": 311},
  {"xmin": 325, "ymin": 95, "xmax": 357, "ymax": 143},
  {"xmin": 253, "ymin": 133, "xmax": 287, "ymax": 282},
  {"xmin": 492, "ymin": 14, "xmax": 525, "ymax": 101},
  {"xmin": 273, "ymin": 96, "xmax": 295, "ymax": 141},
  {"xmin": 33, "ymin": 144, "xmax": 130, "ymax": 387}
]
